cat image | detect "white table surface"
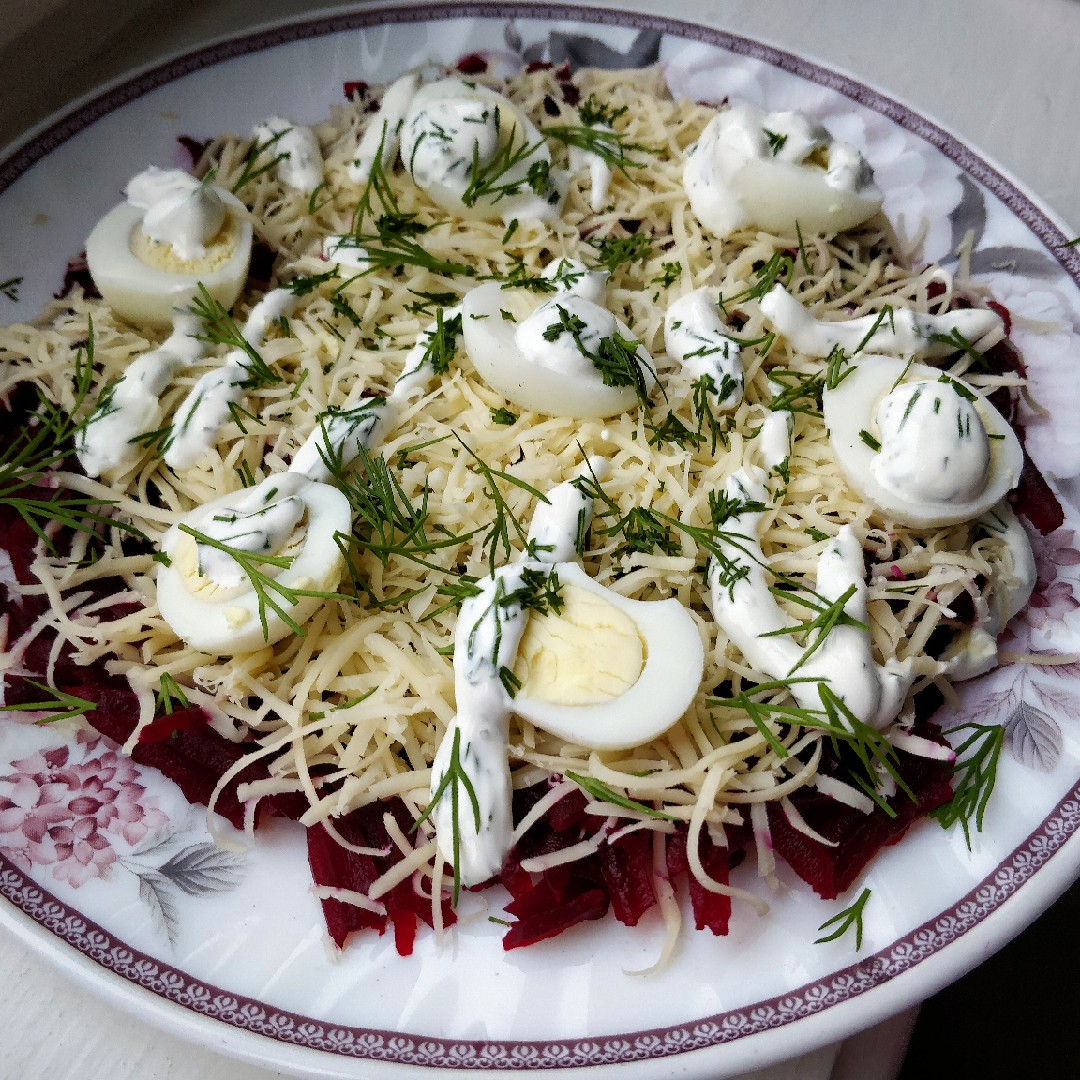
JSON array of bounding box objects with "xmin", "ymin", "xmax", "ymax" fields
[{"xmin": 1, "ymin": 2, "xmax": 1078, "ymax": 1078}]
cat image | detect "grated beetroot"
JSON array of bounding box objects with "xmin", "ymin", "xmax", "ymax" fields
[
  {"xmin": 598, "ymin": 828, "xmax": 657, "ymax": 927},
  {"xmin": 307, "ymin": 799, "xmax": 455, "ymax": 954},
  {"xmin": 501, "ymin": 859, "xmax": 609, "ymax": 950},
  {"xmin": 766, "ymin": 741, "xmax": 955, "ymax": 899},
  {"xmin": 1011, "ymin": 420, "xmax": 1066, "ymax": 535},
  {"xmin": 455, "ymin": 53, "xmax": 488, "ymax": 75},
  {"xmin": 136, "ymin": 707, "xmax": 212, "ymax": 743},
  {"xmin": 666, "ymin": 826, "xmax": 735, "ymax": 935}
]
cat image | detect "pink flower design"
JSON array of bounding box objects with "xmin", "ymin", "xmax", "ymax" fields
[
  {"xmin": 0, "ymin": 737, "xmax": 168, "ymax": 888},
  {"xmin": 1025, "ymin": 529, "xmax": 1080, "ymax": 631}
]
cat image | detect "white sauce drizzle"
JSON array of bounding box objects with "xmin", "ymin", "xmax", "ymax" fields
[
  {"xmin": 77, "ymin": 309, "xmax": 207, "ymax": 477},
  {"xmin": 321, "ymin": 234, "xmax": 374, "ymax": 270},
  {"xmin": 251, "ymin": 117, "xmax": 325, "ymax": 195},
  {"xmin": 664, "ymin": 287, "xmax": 744, "ymax": 409},
  {"xmin": 430, "ymin": 459, "xmax": 606, "ymax": 886},
  {"xmin": 568, "ymin": 125, "xmax": 614, "ymax": 213},
  {"xmin": 759, "ymin": 284, "xmax": 1005, "ymax": 358},
  {"xmin": 125, "ymin": 167, "xmax": 226, "ymax": 261},
  {"xmin": 705, "ymin": 466, "xmax": 914, "ymax": 731},
  {"xmin": 757, "ymin": 409, "xmax": 794, "ymax": 475},
  {"xmin": 165, "ymin": 288, "xmax": 299, "ymax": 470}
]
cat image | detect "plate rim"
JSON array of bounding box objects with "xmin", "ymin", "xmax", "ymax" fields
[{"xmin": 2, "ymin": 2, "xmax": 1080, "ymax": 1077}]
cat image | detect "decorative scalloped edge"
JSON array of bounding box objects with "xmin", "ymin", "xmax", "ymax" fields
[{"xmin": 3, "ymin": 790, "xmax": 1079, "ymax": 1065}]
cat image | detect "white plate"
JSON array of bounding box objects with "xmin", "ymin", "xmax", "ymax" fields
[{"xmin": 2, "ymin": 5, "xmax": 1080, "ymax": 1079}]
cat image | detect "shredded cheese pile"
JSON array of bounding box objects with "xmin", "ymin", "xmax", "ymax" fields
[{"xmin": 0, "ymin": 64, "xmax": 1024, "ymax": 936}]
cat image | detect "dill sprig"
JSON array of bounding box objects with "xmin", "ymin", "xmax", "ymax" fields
[
  {"xmin": 577, "ymin": 94, "xmax": 628, "ymax": 128},
  {"xmin": 767, "ymin": 347, "xmax": 850, "ymax": 415},
  {"xmin": 155, "ymin": 671, "xmax": 191, "ymax": 715},
  {"xmin": 565, "ymin": 770, "xmax": 675, "ymax": 821},
  {"xmin": 540, "ymin": 303, "xmax": 653, "ymax": 408},
  {"xmin": 815, "ymin": 887, "xmax": 871, "ymax": 949},
  {"xmin": 496, "ymin": 257, "xmax": 559, "ymax": 292},
  {"xmin": 188, "ymin": 284, "xmax": 281, "ymax": 389},
  {"xmin": 929, "ymin": 721, "xmax": 1004, "ymax": 845},
  {"xmin": 414, "ymin": 728, "xmax": 481, "ymax": 905},
  {"xmin": 460, "ymin": 110, "xmax": 551, "ymax": 208},
  {"xmin": 929, "ymin": 327, "xmax": 992, "ymax": 370},
  {"xmin": 572, "ymin": 468, "xmax": 759, "ymax": 576},
  {"xmin": 3, "ymin": 326, "xmax": 144, "ymax": 554},
  {"xmin": 422, "ymin": 307, "xmax": 464, "ymax": 375},
  {"xmin": 501, "ymin": 566, "xmax": 564, "ymax": 615},
  {"xmin": 342, "ymin": 446, "xmax": 474, "ymax": 565},
  {"xmin": 719, "ymin": 251, "xmax": 793, "ymax": 315},
  {"xmin": 177, "ymin": 523, "xmax": 354, "ymax": 641},
  {"xmin": 4, "ymin": 679, "xmax": 98, "ymax": 724},
  {"xmin": 348, "ymin": 135, "xmax": 474, "ymax": 278},
  {"xmin": 588, "ymin": 232, "xmax": 655, "ymax": 273},
  {"xmin": 593, "ymin": 330, "xmax": 655, "ymax": 407},
  {"xmin": 852, "ymin": 305, "xmax": 896, "ymax": 354},
  {"xmin": 455, "ymin": 437, "xmax": 548, "ymax": 572},
  {"xmin": 645, "ymin": 411, "xmax": 701, "ymax": 451},
  {"xmin": 764, "ymin": 128, "xmax": 788, "ymax": 156},
  {"xmin": 761, "ymin": 583, "xmax": 867, "ymax": 675},
  {"xmin": 231, "ymin": 127, "xmax": 291, "ymax": 193},
  {"xmin": 544, "ymin": 119, "xmax": 656, "ymax": 175},
  {"xmin": 709, "ymin": 678, "xmax": 913, "ymax": 812},
  {"xmin": 691, "ymin": 374, "xmax": 737, "ymax": 454},
  {"xmin": 318, "ymin": 439, "xmax": 478, "ymax": 611}
]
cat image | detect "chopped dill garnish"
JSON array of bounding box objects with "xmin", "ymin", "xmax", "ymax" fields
[
  {"xmin": 565, "ymin": 771, "xmax": 675, "ymax": 821},
  {"xmin": 5, "ymin": 679, "xmax": 98, "ymax": 724},
  {"xmin": 815, "ymin": 887, "xmax": 871, "ymax": 949},
  {"xmin": 188, "ymin": 284, "xmax": 281, "ymax": 389},
  {"xmin": 414, "ymin": 728, "xmax": 481, "ymax": 905},
  {"xmin": 231, "ymin": 127, "xmax": 291, "ymax": 193},
  {"xmin": 764, "ymin": 128, "xmax": 788, "ymax": 156},
  {"xmin": 929, "ymin": 722, "xmax": 1004, "ymax": 845},
  {"xmin": 588, "ymin": 231, "xmax": 655, "ymax": 273}
]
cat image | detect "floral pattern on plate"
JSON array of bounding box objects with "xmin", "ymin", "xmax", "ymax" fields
[{"xmin": 0, "ymin": 729, "xmax": 244, "ymax": 946}]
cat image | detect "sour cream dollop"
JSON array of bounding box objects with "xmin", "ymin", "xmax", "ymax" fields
[
  {"xmin": 86, "ymin": 166, "xmax": 252, "ymax": 328},
  {"xmin": 462, "ymin": 260, "xmax": 655, "ymax": 417},
  {"xmin": 251, "ymin": 117, "xmax": 325, "ymax": 194},
  {"xmin": 684, "ymin": 104, "xmax": 883, "ymax": 239},
  {"xmin": 823, "ymin": 357, "xmax": 1023, "ymax": 527},
  {"xmin": 664, "ymin": 287, "xmax": 744, "ymax": 409},
  {"xmin": 399, "ymin": 78, "xmax": 565, "ymax": 223}
]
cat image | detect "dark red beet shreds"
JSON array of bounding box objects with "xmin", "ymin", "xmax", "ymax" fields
[
  {"xmin": 766, "ymin": 746, "xmax": 955, "ymax": 900},
  {"xmin": 307, "ymin": 799, "xmax": 455, "ymax": 954}
]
